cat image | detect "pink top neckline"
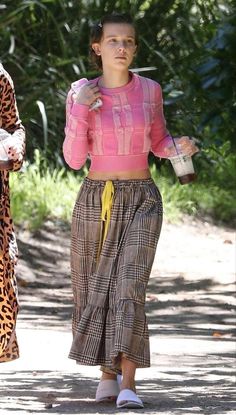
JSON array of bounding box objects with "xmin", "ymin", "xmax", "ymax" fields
[{"xmin": 95, "ymin": 71, "xmax": 137, "ymax": 95}]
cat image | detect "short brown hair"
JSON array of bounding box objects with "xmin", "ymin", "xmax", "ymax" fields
[{"xmin": 89, "ymin": 13, "xmax": 137, "ymax": 70}]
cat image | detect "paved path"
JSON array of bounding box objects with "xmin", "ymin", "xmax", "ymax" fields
[{"xmin": 0, "ymin": 218, "xmax": 235, "ymax": 414}]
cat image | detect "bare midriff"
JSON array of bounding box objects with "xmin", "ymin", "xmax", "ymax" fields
[{"xmin": 87, "ymin": 168, "xmax": 151, "ymax": 181}]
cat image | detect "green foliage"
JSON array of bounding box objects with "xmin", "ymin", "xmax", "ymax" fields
[
  {"xmin": 0, "ymin": 0, "xmax": 86, "ymax": 162},
  {"xmin": 1, "ymin": 0, "xmax": 235, "ymax": 165},
  {"xmin": 194, "ymin": 10, "xmax": 236, "ymax": 148},
  {"xmin": 9, "ymin": 149, "xmax": 82, "ymax": 229}
]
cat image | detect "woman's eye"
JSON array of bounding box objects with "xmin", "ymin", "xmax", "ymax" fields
[{"xmin": 128, "ymin": 40, "xmax": 135, "ymax": 46}]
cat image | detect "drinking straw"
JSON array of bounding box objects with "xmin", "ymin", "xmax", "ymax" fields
[{"xmin": 172, "ymin": 136, "xmax": 179, "ymax": 156}]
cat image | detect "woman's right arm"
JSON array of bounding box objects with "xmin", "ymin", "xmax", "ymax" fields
[
  {"xmin": 63, "ymin": 86, "xmax": 90, "ymax": 170},
  {"xmin": 63, "ymin": 79, "xmax": 101, "ymax": 170}
]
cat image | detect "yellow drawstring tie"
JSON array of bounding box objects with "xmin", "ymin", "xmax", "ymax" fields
[{"xmin": 97, "ymin": 180, "xmax": 114, "ymax": 260}]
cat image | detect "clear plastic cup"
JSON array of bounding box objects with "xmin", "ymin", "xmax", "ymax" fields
[{"xmin": 170, "ymin": 154, "xmax": 196, "ymax": 185}]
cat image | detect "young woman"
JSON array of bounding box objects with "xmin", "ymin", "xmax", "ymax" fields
[
  {"xmin": 63, "ymin": 13, "xmax": 197, "ymax": 409},
  {"xmin": 0, "ymin": 63, "xmax": 25, "ymax": 363}
]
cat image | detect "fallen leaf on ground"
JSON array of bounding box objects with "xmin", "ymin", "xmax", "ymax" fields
[
  {"xmin": 146, "ymin": 295, "xmax": 158, "ymax": 302},
  {"xmin": 212, "ymin": 332, "xmax": 223, "ymax": 338}
]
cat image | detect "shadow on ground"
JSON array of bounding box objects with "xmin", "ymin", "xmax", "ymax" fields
[
  {"xmin": 17, "ymin": 268, "xmax": 236, "ymax": 340},
  {"xmin": 146, "ymin": 276, "xmax": 236, "ymax": 338},
  {"xmin": 1, "ymin": 369, "xmax": 235, "ymax": 414}
]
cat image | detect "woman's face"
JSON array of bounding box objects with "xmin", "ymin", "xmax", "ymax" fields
[{"xmin": 92, "ymin": 23, "xmax": 137, "ymax": 71}]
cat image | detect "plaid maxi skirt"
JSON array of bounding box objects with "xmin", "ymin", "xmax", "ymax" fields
[{"xmin": 69, "ymin": 177, "xmax": 163, "ymax": 372}]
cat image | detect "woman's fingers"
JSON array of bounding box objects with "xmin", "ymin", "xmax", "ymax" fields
[
  {"xmin": 177, "ymin": 137, "xmax": 199, "ymax": 155},
  {"xmin": 88, "ymin": 83, "xmax": 99, "ymax": 92},
  {"xmin": 7, "ymin": 143, "xmax": 24, "ymax": 161},
  {"xmin": 74, "ymin": 83, "xmax": 101, "ymax": 105},
  {"xmin": 165, "ymin": 136, "xmax": 199, "ymax": 157}
]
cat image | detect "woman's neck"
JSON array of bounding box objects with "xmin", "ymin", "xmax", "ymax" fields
[{"xmin": 99, "ymin": 70, "xmax": 131, "ymax": 88}]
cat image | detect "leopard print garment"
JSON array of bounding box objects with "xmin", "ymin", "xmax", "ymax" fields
[{"xmin": 0, "ymin": 64, "xmax": 25, "ymax": 362}]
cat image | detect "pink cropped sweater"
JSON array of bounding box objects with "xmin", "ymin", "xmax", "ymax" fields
[{"xmin": 63, "ymin": 73, "xmax": 172, "ymax": 172}]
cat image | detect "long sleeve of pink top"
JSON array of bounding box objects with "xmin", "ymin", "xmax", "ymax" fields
[{"xmin": 63, "ymin": 73, "xmax": 172, "ymax": 171}]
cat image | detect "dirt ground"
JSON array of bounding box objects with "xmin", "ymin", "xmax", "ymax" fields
[{"xmin": 0, "ymin": 215, "xmax": 235, "ymax": 414}]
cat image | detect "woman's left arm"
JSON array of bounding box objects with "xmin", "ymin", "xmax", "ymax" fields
[
  {"xmin": 150, "ymin": 83, "xmax": 173, "ymax": 158},
  {"xmin": 150, "ymin": 83, "xmax": 198, "ymax": 158},
  {"xmin": 0, "ymin": 69, "xmax": 25, "ymax": 171}
]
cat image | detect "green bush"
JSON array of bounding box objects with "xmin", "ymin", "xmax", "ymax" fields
[{"xmin": 10, "ymin": 150, "xmax": 83, "ymax": 229}]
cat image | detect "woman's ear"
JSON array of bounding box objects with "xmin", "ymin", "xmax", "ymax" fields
[{"xmin": 92, "ymin": 43, "xmax": 101, "ymax": 55}]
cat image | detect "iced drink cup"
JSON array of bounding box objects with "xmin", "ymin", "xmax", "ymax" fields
[{"xmin": 170, "ymin": 154, "xmax": 196, "ymax": 185}]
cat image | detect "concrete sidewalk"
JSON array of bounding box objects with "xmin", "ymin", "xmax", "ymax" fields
[{"xmin": 0, "ymin": 219, "xmax": 235, "ymax": 414}]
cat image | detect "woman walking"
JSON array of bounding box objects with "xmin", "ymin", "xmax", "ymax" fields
[
  {"xmin": 0, "ymin": 63, "xmax": 25, "ymax": 363},
  {"xmin": 63, "ymin": 13, "xmax": 197, "ymax": 408}
]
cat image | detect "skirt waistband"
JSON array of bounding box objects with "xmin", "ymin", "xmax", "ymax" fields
[{"xmin": 83, "ymin": 177, "xmax": 155, "ymax": 188}]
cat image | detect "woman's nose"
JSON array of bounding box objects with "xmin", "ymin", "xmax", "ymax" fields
[{"xmin": 118, "ymin": 41, "xmax": 126, "ymax": 50}]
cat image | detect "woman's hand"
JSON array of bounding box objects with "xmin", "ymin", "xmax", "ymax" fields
[
  {"xmin": 73, "ymin": 81, "xmax": 102, "ymax": 107},
  {"xmin": 0, "ymin": 129, "xmax": 24, "ymax": 162},
  {"xmin": 165, "ymin": 136, "xmax": 199, "ymax": 158},
  {"xmin": 8, "ymin": 141, "xmax": 24, "ymax": 162}
]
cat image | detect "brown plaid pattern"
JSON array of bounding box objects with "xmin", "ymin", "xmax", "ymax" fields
[{"xmin": 69, "ymin": 178, "xmax": 163, "ymax": 373}]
